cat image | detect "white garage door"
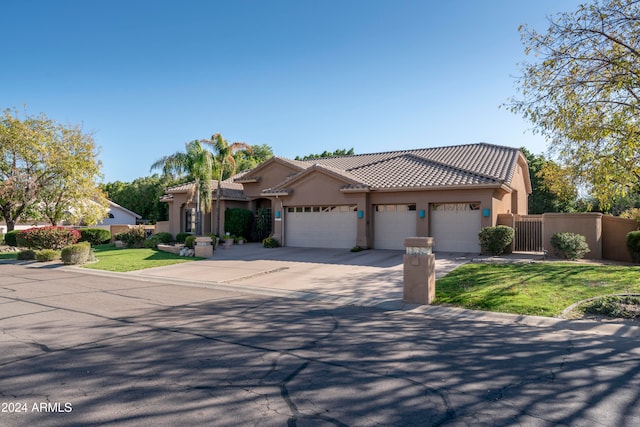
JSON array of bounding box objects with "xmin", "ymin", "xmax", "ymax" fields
[
  {"xmin": 374, "ymin": 204, "xmax": 417, "ymax": 250},
  {"xmin": 430, "ymin": 203, "xmax": 482, "ymax": 253},
  {"xmin": 285, "ymin": 206, "xmax": 357, "ymax": 248}
]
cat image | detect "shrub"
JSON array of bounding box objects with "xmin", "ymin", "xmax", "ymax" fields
[
  {"xmin": 61, "ymin": 242, "xmax": 91, "ymax": 265},
  {"xmin": 262, "ymin": 236, "xmax": 279, "ymax": 248},
  {"xmin": 581, "ymin": 295, "xmax": 640, "ymax": 319},
  {"xmin": 79, "ymin": 228, "xmax": 111, "ymax": 245},
  {"xmin": 184, "ymin": 235, "xmax": 197, "ymax": 248},
  {"xmin": 550, "ymin": 232, "xmax": 590, "ymax": 260},
  {"xmin": 626, "ymin": 231, "xmax": 640, "ymax": 263},
  {"xmin": 35, "ymin": 249, "xmax": 60, "ymax": 262},
  {"xmin": 5, "ymin": 230, "xmax": 19, "ymax": 247},
  {"xmin": 17, "ymin": 249, "xmax": 36, "ymax": 260},
  {"xmin": 20, "ymin": 226, "xmax": 81, "ymax": 250},
  {"xmin": 114, "ymin": 226, "xmax": 146, "ymax": 248},
  {"xmin": 176, "ymin": 232, "xmax": 191, "ymax": 244},
  {"xmin": 153, "ymin": 232, "xmax": 173, "ymax": 244},
  {"xmin": 0, "ymin": 232, "xmax": 3, "ymax": 244},
  {"xmin": 478, "ymin": 226, "xmax": 514, "ymax": 255},
  {"xmin": 225, "ymin": 208, "xmax": 254, "ymax": 241}
]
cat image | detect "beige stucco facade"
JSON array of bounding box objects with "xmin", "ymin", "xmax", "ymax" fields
[{"xmin": 161, "ymin": 144, "xmax": 532, "ymax": 252}]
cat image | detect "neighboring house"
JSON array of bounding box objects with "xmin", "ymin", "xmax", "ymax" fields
[
  {"xmin": 99, "ymin": 201, "xmax": 142, "ymax": 225},
  {"xmin": 161, "ymin": 143, "xmax": 531, "ymax": 253}
]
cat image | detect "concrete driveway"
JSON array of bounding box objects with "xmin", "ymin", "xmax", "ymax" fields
[{"xmin": 108, "ymin": 243, "xmax": 474, "ymax": 308}]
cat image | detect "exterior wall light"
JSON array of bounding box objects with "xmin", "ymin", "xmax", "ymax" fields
[
  {"xmin": 357, "ymin": 210, "xmax": 364, "ymax": 219},
  {"xmin": 483, "ymin": 208, "xmax": 490, "ymax": 217},
  {"xmin": 419, "ymin": 209, "xmax": 425, "ymax": 218},
  {"xmin": 275, "ymin": 210, "xmax": 281, "ymax": 219}
]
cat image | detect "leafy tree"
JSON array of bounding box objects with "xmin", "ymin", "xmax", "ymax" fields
[
  {"xmin": 295, "ymin": 148, "xmax": 354, "ymax": 160},
  {"xmin": 0, "ymin": 108, "xmax": 106, "ymax": 230},
  {"xmin": 101, "ymin": 174, "xmax": 171, "ymax": 223},
  {"xmin": 522, "ymin": 148, "xmax": 572, "ymax": 214},
  {"xmin": 510, "ymin": 0, "xmax": 640, "ymax": 209},
  {"xmin": 203, "ymin": 133, "xmax": 252, "ymax": 235},
  {"xmin": 150, "ymin": 140, "xmax": 214, "ymax": 235},
  {"xmin": 233, "ymin": 144, "xmax": 274, "ymax": 175}
]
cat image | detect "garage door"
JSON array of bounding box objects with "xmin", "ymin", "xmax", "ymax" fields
[
  {"xmin": 430, "ymin": 203, "xmax": 481, "ymax": 253},
  {"xmin": 285, "ymin": 206, "xmax": 357, "ymax": 248},
  {"xmin": 374, "ymin": 204, "xmax": 417, "ymax": 250}
]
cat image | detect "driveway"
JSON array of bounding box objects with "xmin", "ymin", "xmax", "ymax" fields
[
  {"xmin": 108, "ymin": 243, "xmax": 475, "ymax": 308},
  {"xmin": 1, "ymin": 262, "xmax": 640, "ymax": 426}
]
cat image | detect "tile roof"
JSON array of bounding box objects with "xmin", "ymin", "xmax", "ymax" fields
[
  {"xmin": 164, "ymin": 179, "xmax": 249, "ymax": 201},
  {"xmin": 163, "ymin": 143, "xmax": 523, "ymax": 199},
  {"xmin": 284, "ymin": 143, "xmax": 521, "ymax": 190}
]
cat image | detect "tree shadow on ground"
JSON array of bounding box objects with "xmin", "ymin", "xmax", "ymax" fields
[{"xmin": 2, "ymin": 287, "xmax": 640, "ymax": 426}]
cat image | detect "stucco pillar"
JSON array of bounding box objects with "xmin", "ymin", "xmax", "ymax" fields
[{"xmin": 403, "ymin": 237, "xmax": 436, "ymax": 305}]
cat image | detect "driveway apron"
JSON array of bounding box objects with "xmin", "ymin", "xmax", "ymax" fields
[{"xmin": 120, "ymin": 243, "xmax": 473, "ymax": 307}]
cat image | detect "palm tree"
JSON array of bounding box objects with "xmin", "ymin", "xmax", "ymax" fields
[
  {"xmin": 203, "ymin": 133, "xmax": 252, "ymax": 236},
  {"xmin": 150, "ymin": 140, "xmax": 213, "ymax": 235}
]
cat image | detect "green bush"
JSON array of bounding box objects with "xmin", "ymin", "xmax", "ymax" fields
[
  {"xmin": 79, "ymin": 228, "xmax": 111, "ymax": 245},
  {"xmin": 626, "ymin": 231, "xmax": 640, "ymax": 263},
  {"xmin": 35, "ymin": 249, "xmax": 60, "ymax": 262},
  {"xmin": 225, "ymin": 208, "xmax": 254, "ymax": 241},
  {"xmin": 114, "ymin": 226, "xmax": 146, "ymax": 248},
  {"xmin": 17, "ymin": 249, "xmax": 36, "ymax": 260},
  {"xmin": 184, "ymin": 235, "xmax": 197, "ymax": 248},
  {"xmin": 176, "ymin": 232, "xmax": 191, "ymax": 244},
  {"xmin": 478, "ymin": 226, "xmax": 515, "ymax": 255},
  {"xmin": 581, "ymin": 295, "xmax": 640, "ymax": 319},
  {"xmin": 61, "ymin": 242, "xmax": 92, "ymax": 265},
  {"xmin": 262, "ymin": 236, "xmax": 279, "ymax": 248},
  {"xmin": 0, "ymin": 232, "xmax": 3, "ymax": 244},
  {"xmin": 4, "ymin": 230, "xmax": 19, "ymax": 246},
  {"xmin": 20, "ymin": 226, "xmax": 81, "ymax": 250},
  {"xmin": 550, "ymin": 232, "xmax": 590, "ymax": 260},
  {"xmin": 154, "ymin": 232, "xmax": 173, "ymax": 244}
]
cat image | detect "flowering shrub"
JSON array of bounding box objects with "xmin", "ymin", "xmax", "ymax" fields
[
  {"xmin": 19, "ymin": 226, "xmax": 81, "ymax": 250},
  {"xmin": 114, "ymin": 226, "xmax": 147, "ymax": 248}
]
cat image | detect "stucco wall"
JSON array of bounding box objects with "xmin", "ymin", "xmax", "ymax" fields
[
  {"xmin": 543, "ymin": 213, "xmax": 602, "ymax": 260},
  {"xmin": 602, "ymin": 215, "xmax": 638, "ymax": 263}
]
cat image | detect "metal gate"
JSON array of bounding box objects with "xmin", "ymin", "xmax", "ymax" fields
[{"xmin": 514, "ymin": 216, "xmax": 544, "ymax": 252}]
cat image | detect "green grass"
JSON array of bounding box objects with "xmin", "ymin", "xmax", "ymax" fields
[
  {"xmin": 82, "ymin": 244, "xmax": 203, "ymax": 272},
  {"xmin": 435, "ymin": 262, "xmax": 640, "ymax": 317},
  {"xmin": 0, "ymin": 251, "xmax": 18, "ymax": 260}
]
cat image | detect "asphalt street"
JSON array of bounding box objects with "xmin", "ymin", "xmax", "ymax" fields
[{"xmin": 1, "ymin": 261, "xmax": 640, "ymax": 426}]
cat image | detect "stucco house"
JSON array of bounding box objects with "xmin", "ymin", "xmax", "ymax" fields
[
  {"xmin": 160, "ymin": 143, "xmax": 531, "ymax": 252},
  {"xmin": 99, "ymin": 201, "xmax": 142, "ymax": 225}
]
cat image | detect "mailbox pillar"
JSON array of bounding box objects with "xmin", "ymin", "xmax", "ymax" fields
[
  {"xmin": 194, "ymin": 236, "xmax": 214, "ymax": 258},
  {"xmin": 403, "ymin": 237, "xmax": 436, "ymax": 305}
]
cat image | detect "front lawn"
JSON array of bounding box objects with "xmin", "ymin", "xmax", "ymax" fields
[
  {"xmin": 83, "ymin": 244, "xmax": 203, "ymax": 272},
  {"xmin": 436, "ymin": 262, "xmax": 640, "ymax": 317}
]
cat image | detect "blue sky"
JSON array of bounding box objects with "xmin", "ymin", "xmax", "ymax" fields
[{"xmin": 1, "ymin": 0, "xmax": 583, "ymax": 183}]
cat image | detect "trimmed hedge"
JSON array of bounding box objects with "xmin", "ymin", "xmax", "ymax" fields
[
  {"xmin": 225, "ymin": 208, "xmax": 254, "ymax": 241},
  {"xmin": 17, "ymin": 249, "xmax": 36, "ymax": 260},
  {"xmin": 550, "ymin": 232, "xmax": 590, "ymax": 260},
  {"xmin": 626, "ymin": 231, "xmax": 640, "ymax": 263},
  {"xmin": 61, "ymin": 242, "xmax": 92, "ymax": 265},
  {"xmin": 35, "ymin": 249, "xmax": 60, "ymax": 262},
  {"xmin": 79, "ymin": 228, "xmax": 111, "ymax": 245},
  {"xmin": 184, "ymin": 235, "xmax": 196, "ymax": 249},
  {"xmin": 4, "ymin": 230, "xmax": 20, "ymax": 247},
  {"xmin": 479, "ymin": 226, "xmax": 514, "ymax": 255},
  {"xmin": 176, "ymin": 232, "xmax": 190, "ymax": 244}
]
